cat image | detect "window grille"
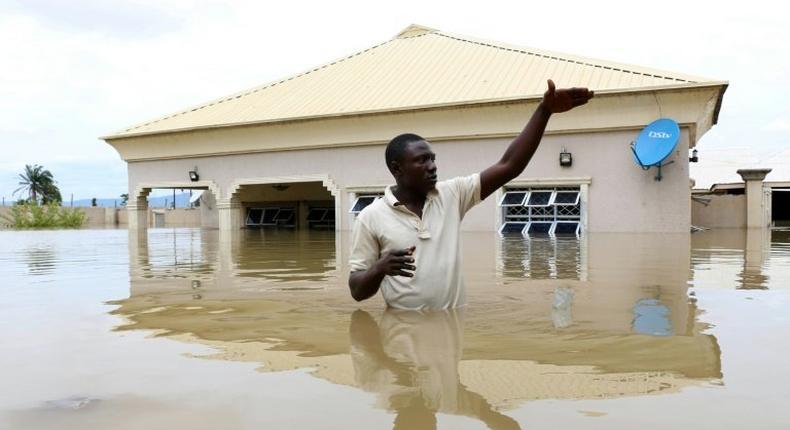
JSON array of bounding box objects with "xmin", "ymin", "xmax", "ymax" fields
[{"xmin": 499, "ymin": 186, "xmax": 582, "ymax": 237}]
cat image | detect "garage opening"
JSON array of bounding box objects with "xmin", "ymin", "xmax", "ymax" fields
[
  {"xmin": 236, "ymin": 181, "xmax": 335, "ymax": 230},
  {"xmin": 772, "ymin": 190, "xmax": 790, "ymax": 227}
]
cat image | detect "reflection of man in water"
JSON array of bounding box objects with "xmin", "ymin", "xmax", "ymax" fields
[
  {"xmin": 348, "ymin": 80, "xmax": 593, "ymax": 309},
  {"xmin": 350, "ymin": 310, "xmax": 521, "ymax": 430}
]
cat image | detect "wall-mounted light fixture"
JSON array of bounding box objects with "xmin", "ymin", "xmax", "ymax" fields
[
  {"xmin": 188, "ymin": 167, "xmax": 199, "ymax": 182},
  {"xmin": 559, "ymin": 148, "xmax": 573, "ymax": 167},
  {"xmin": 272, "ymin": 184, "xmax": 290, "ymax": 191},
  {"xmin": 689, "ymin": 148, "xmax": 699, "ymax": 163}
]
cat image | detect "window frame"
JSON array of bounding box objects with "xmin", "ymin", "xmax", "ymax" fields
[
  {"xmin": 498, "ymin": 191, "xmax": 529, "ymax": 207},
  {"xmin": 349, "ymin": 195, "xmax": 380, "ymax": 214}
]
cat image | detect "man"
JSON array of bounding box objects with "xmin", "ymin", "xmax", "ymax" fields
[{"xmin": 349, "ymin": 80, "xmax": 593, "ymax": 309}]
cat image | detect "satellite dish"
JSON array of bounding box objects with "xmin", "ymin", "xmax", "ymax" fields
[{"xmin": 630, "ymin": 118, "xmax": 680, "ymax": 181}]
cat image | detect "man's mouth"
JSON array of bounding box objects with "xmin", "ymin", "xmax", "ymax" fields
[{"xmin": 427, "ymin": 175, "xmax": 437, "ymax": 182}]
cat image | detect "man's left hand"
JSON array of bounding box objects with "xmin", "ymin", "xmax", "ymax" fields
[{"xmin": 540, "ymin": 79, "xmax": 594, "ymax": 114}]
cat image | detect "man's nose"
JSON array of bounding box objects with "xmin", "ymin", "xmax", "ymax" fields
[{"xmin": 427, "ymin": 160, "xmax": 437, "ymax": 172}]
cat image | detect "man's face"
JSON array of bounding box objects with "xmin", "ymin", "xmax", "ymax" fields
[{"xmin": 392, "ymin": 140, "xmax": 438, "ymax": 194}]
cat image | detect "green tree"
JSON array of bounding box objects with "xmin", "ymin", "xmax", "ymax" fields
[
  {"xmin": 13, "ymin": 164, "xmax": 61, "ymax": 204},
  {"xmin": 120, "ymin": 193, "xmax": 128, "ymax": 207}
]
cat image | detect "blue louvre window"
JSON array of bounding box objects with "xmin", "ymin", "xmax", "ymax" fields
[
  {"xmin": 553, "ymin": 191, "xmax": 580, "ymax": 206},
  {"xmin": 246, "ymin": 208, "xmax": 263, "ymax": 225},
  {"xmin": 324, "ymin": 209, "xmax": 336, "ymax": 221},
  {"xmin": 525, "ymin": 191, "xmax": 553, "ymax": 207},
  {"xmin": 306, "ymin": 208, "xmax": 327, "ymax": 222},
  {"xmin": 526, "ymin": 221, "xmax": 553, "ymax": 235},
  {"xmin": 499, "ymin": 222, "xmax": 527, "ymax": 235},
  {"xmin": 275, "ymin": 208, "xmax": 295, "ymax": 225},
  {"xmin": 350, "ymin": 195, "xmax": 379, "ymax": 214},
  {"xmin": 552, "ymin": 221, "xmax": 580, "ymax": 236},
  {"xmin": 261, "ymin": 208, "xmax": 280, "ymax": 225},
  {"xmin": 498, "ymin": 191, "xmax": 528, "ymax": 207}
]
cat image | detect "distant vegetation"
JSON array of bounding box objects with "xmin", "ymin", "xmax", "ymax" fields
[
  {"xmin": 13, "ymin": 164, "xmax": 62, "ymax": 205},
  {"xmin": 1, "ymin": 203, "xmax": 86, "ymax": 229},
  {"xmin": 1, "ymin": 164, "xmax": 85, "ymax": 229}
]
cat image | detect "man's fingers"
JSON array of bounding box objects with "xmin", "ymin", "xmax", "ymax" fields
[
  {"xmin": 391, "ymin": 256, "xmax": 414, "ymax": 263},
  {"xmin": 390, "ymin": 246, "xmax": 416, "ymax": 256},
  {"xmin": 393, "ymin": 270, "xmax": 414, "ymax": 277},
  {"xmin": 572, "ymin": 98, "xmax": 589, "ymax": 107},
  {"xmin": 547, "ymin": 79, "xmax": 556, "ymax": 94}
]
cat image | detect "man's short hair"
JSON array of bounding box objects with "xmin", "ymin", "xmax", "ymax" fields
[{"xmin": 385, "ymin": 133, "xmax": 425, "ymax": 169}]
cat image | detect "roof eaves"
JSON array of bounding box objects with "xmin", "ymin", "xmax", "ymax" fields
[{"xmin": 102, "ymin": 81, "xmax": 728, "ymax": 141}]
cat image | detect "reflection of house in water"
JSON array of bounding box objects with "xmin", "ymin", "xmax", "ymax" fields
[
  {"xmin": 691, "ymin": 228, "xmax": 776, "ymax": 290},
  {"xmin": 115, "ymin": 229, "xmax": 722, "ymax": 422}
]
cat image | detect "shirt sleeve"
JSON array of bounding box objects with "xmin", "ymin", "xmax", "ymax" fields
[
  {"xmin": 349, "ymin": 218, "xmax": 380, "ymax": 272},
  {"xmin": 447, "ymin": 173, "xmax": 482, "ymax": 218}
]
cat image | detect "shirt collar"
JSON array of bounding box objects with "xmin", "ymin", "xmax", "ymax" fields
[{"xmin": 384, "ymin": 184, "xmax": 438, "ymax": 208}]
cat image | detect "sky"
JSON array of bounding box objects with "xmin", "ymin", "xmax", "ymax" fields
[{"xmin": 1, "ymin": 0, "xmax": 788, "ymax": 202}]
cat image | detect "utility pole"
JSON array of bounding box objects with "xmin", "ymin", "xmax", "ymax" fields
[
  {"xmin": 172, "ymin": 189, "xmax": 176, "ymax": 209},
  {"xmin": 70, "ymin": 193, "xmax": 73, "ymax": 207}
]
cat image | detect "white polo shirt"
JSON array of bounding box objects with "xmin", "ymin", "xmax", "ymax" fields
[{"xmin": 349, "ymin": 174, "xmax": 481, "ymax": 310}]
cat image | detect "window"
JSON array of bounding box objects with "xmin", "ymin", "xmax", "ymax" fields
[
  {"xmin": 553, "ymin": 191, "xmax": 580, "ymax": 206},
  {"xmin": 306, "ymin": 208, "xmax": 328, "ymax": 222},
  {"xmin": 246, "ymin": 208, "xmax": 263, "ymax": 225},
  {"xmin": 307, "ymin": 206, "xmax": 335, "ymax": 229},
  {"xmin": 261, "ymin": 208, "xmax": 280, "ymax": 225},
  {"xmin": 350, "ymin": 194, "xmax": 382, "ymax": 214},
  {"xmin": 499, "ymin": 191, "xmax": 528, "ymax": 207},
  {"xmin": 499, "ymin": 221, "xmax": 527, "ymax": 234},
  {"xmin": 275, "ymin": 208, "xmax": 296, "ymax": 226},
  {"xmin": 499, "ymin": 186, "xmax": 582, "ymax": 237},
  {"xmin": 246, "ymin": 207, "xmax": 296, "ymax": 228},
  {"xmin": 525, "ymin": 191, "xmax": 553, "ymax": 207},
  {"xmin": 526, "ymin": 221, "xmax": 552, "ymax": 235},
  {"xmin": 552, "ymin": 221, "xmax": 580, "ymax": 236}
]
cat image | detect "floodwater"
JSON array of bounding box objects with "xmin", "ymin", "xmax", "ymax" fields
[{"xmin": 1, "ymin": 228, "xmax": 790, "ymax": 429}]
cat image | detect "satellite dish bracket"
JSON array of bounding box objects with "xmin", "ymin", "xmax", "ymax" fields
[{"xmin": 631, "ymin": 142, "xmax": 674, "ymax": 181}]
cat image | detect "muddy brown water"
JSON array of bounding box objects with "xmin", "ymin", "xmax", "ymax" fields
[{"xmin": 1, "ymin": 228, "xmax": 789, "ymax": 429}]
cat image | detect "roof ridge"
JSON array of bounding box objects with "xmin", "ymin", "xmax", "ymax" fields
[
  {"xmin": 118, "ymin": 37, "xmax": 399, "ymax": 134},
  {"xmin": 432, "ymin": 31, "xmax": 700, "ymax": 84}
]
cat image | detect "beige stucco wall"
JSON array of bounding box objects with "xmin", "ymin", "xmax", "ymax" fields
[
  {"xmin": 127, "ymin": 128, "xmax": 691, "ymax": 233},
  {"xmin": 692, "ymin": 194, "xmax": 747, "ymax": 229}
]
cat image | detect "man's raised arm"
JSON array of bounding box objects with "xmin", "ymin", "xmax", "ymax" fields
[{"xmin": 479, "ymin": 80, "xmax": 593, "ymax": 200}]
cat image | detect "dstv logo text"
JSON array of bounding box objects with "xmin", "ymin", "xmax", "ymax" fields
[{"xmin": 649, "ymin": 131, "xmax": 672, "ymax": 139}]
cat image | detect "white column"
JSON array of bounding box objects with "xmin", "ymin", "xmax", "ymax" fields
[
  {"xmin": 737, "ymin": 168, "xmax": 772, "ymax": 228},
  {"xmin": 217, "ymin": 199, "xmax": 242, "ymax": 232},
  {"xmin": 127, "ymin": 204, "xmax": 148, "ymax": 230}
]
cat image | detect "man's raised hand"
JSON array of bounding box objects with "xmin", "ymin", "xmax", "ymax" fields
[
  {"xmin": 375, "ymin": 246, "xmax": 416, "ymax": 278},
  {"xmin": 541, "ymin": 79, "xmax": 594, "ymax": 114}
]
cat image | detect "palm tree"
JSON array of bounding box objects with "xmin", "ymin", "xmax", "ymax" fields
[{"xmin": 14, "ymin": 164, "xmax": 59, "ymax": 204}]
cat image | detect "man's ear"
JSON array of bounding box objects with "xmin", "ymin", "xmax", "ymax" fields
[{"xmin": 388, "ymin": 160, "xmax": 402, "ymax": 178}]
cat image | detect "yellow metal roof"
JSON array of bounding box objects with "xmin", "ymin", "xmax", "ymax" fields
[{"xmin": 107, "ymin": 24, "xmax": 722, "ymax": 139}]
